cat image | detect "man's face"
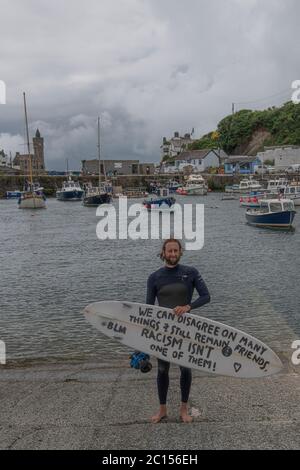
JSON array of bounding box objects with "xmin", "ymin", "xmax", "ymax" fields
[{"xmin": 164, "ymin": 242, "xmax": 181, "ymax": 266}]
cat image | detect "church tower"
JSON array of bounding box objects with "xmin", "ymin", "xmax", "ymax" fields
[{"xmin": 33, "ymin": 129, "xmax": 45, "ymax": 174}]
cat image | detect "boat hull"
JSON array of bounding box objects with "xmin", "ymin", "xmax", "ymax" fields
[
  {"xmin": 18, "ymin": 195, "xmax": 46, "ymax": 209},
  {"xmin": 56, "ymin": 190, "xmax": 84, "ymax": 201},
  {"xmin": 83, "ymin": 193, "xmax": 112, "ymax": 206},
  {"xmin": 176, "ymin": 187, "xmax": 207, "ymax": 196},
  {"xmin": 246, "ymin": 210, "xmax": 296, "ymax": 228},
  {"xmin": 6, "ymin": 191, "xmax": 22, "ymax": 199}
]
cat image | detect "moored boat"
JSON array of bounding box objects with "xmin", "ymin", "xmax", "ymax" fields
[
  {"xmin": 83, "ymin": 117, "xmax": 113, "ymax": 207},
  {"xmin": 226, "ymin": 178, "xmax": 263, "ymax": 194},
  {"xmin": 240, "ymin": 193, "xmax": 262, "ymax": 208},
  {"xmin": 281, "ymin": 183, "xmax": 300, "ymax": 206},
  {"xmin": 143, "ymin": 196, "xmax": 176, "ymax": 212},
  {"xmin": 18, "ymin": 93, "xmax": 46, "ymax": 210},
  {"xmin": 83, "ymin": 183, "xmax": 112, "ymax": 206},
  {"xmin": 176, "ymin": 174, "xmax": 208, "ymax": 196},
  {"xmin": 6, "ymin": 190, "xmax": 22, "ymax": 199},
  {"xmin": 18, "ymin": 188, "xmax": 46, "ymax": 209},
  {"xmin": 56, "ymin": 176, "xmax": 84, "ymax": 201},
  {"xmin": 245, "ymin": 199, "xmax": 296, "ymax": 229}
]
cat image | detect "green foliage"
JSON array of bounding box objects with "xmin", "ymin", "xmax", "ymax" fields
[
  {"xmin": 188, "ymin": 132, "xmax": 217, "ymax": 150},
  {"xmin": 190, "ymin": 101, "xmax": 300, "ymax": 155}
]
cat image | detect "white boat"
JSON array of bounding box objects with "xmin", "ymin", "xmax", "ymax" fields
[
  {"xmin": 266, "ymin": 178, "xmax": 288, "ymax": 194},
  {"xmin": 19, "ymin": 93, "xmax": 46, "ymax": 210},
  {"xmin": 176, "ymin": 174, "xmax": 208, "ymax": 195},
  {"xmin": 282, "ymin": 183, "xmax": 300, "ymax": 206},
  {"xmin": 226, "ymin": 178, "xmax": 263, "ymax": 194}
]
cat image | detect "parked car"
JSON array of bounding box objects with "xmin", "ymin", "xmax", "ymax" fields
[
  {"xmin": 266, "ymin": 166, "xmax": 278, "ymax": 174},
  {"xmin": 254, "ymin": 165, "xmax": 269, "ymax": 175},
  {"xmin": 285, "ymin": 164, "xmax": 300, "ymax": 174}
]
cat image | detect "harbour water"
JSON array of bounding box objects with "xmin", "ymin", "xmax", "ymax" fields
[{"xmin": 0, "ymin": 194, "xmax": 299, "ymax": 365}]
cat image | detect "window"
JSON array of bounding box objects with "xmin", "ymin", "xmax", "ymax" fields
[
  {"xmin": 270, "ymin": 203, "xmax": 282, "ymax": 213},
  {"xmin": 283, "ymin": 202, "xmax": 294, "ymax": 211},
  {"xmin": 260, "ymin": 203, "xmax": 269, "ymax": 213}
]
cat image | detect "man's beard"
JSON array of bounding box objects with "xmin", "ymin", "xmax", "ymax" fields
[{"xmin": 165, "ymin": 255, "xmax": 180, "ymax": 266}]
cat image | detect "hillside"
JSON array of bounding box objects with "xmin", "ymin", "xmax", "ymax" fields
[{"xmin": 189, "ymin": 101, "xmax": 300, "ymax": 156}]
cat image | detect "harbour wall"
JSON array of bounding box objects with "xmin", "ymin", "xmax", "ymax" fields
[{"xmin": 0, "ymin": 174, "xmax": 245, "ymax": 197}]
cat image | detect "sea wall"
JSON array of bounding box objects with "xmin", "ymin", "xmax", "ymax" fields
[{"xmin": 0, "ymin": 174, "xmax": 257, "ymax": 197}]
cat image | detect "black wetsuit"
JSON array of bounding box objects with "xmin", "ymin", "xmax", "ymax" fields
[{"xmin": 146, "ymin": 264, "xmax": 210, "ymax": 405}]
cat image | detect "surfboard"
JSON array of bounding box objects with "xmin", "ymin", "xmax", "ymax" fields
[{"xmin": 83, "ymin": 301, "xmax": 283, "ymax": 378}]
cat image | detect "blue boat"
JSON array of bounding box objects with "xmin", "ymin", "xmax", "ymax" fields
[
  {"xmin": 143, "ymin": 196, "xmax": 176, "ymax": 212},
  {"xmin": 6, "ymin": 190, "xmax": 22, "ymax": 199},
  {"xmin": 246, "ymin": 199, "xmax": 296, "ymax": 229},
  {"xmin": 56, "ymin": 176, "xmax": 84, "ymax": 201}
]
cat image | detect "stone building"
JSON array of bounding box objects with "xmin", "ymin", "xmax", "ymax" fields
[
  {"xmin": 13, "ymin": 129, "xmax": 46, "ymax": 175},
  {"xmin": 81, "ymin": 159, "xmax": 155, "ymax": 176},
  {"xmin": 257, "ymin": 146, "xmax": 300, "ymax": 169}
]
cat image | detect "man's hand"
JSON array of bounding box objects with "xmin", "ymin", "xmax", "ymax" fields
[{"xmin": 173, "ymin": 305, "xmax": 191, "ymax": 316}]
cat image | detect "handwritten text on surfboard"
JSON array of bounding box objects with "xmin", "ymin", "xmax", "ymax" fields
[{"xmin": 106, "ymin": 306, "xmax": 270, "ymax": 373}]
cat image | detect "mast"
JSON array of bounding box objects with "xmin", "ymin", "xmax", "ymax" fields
[
  {"xmin": 23, "ymin": 92, "xmax": 33, "ymax": 187},
  {"xmin": 97, "ymin": 117, "xmax": 101, "ymax": 189},
  {"xmin": 98, "ymin": 117, "xmax": 107, "ymax": 183}
]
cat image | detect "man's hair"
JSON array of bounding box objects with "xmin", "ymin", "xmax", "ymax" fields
[{"xmin": 160, "ymin": 238, "xmax": 183, "ymax": 260}]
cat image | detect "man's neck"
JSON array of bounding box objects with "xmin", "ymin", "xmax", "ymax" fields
[{"xmin": 165, "ymin": 263, "xmax": 179, "ymax": 269}]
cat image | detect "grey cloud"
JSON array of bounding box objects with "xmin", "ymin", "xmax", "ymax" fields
[{"xmin": 0, "ymin": 0, "xmax": 299, "ymax": 170}]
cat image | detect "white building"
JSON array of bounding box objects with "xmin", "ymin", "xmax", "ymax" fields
[
  {"xmin": 161, "ymin": 132, "xmax": 194, "ymax": 160},
  {"xmin": 174, "ymin": 149, "xmax": 221, "ymax": 173},
  {"xmin": 0, "ymin": 150, "xmax": 7, "ymax": 167},
  {"xmin": 257, "ymin": 146, "xmax": 300, "ymax": 169}
]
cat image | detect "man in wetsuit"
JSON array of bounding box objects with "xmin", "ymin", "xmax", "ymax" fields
[{"xmin": 146, "ymin": 238, "xmax": 211, "ymax": 423}]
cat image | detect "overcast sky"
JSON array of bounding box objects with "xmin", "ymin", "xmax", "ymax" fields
[{"xmin": 0, "ymin": 0, "xmax": 299, "ymax": 170}]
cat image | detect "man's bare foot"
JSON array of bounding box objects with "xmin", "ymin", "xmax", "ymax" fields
[
  {"xmin": 180, "ymin": 411, "xmax": 193, "ymax": 423},
  {"xmin": 180, "ymin": 404, "xmax": 193, "ymax": 423},
  {"xmin": 151, "ymin": 405, "xmax": 167, "ymax": 423},
  {"xmin": 151, "ymin": 413, "xmax": 167, "ymax": 424}
]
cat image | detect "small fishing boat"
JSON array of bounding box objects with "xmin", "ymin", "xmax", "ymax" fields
[
  {"xmin": 245, "ymin": 199, "xmax": 296, "ymax": 229},
  {"xmin": 176, "ymin": 174, "xmax": 208, "ymax": 196},
  {"xmin": 240, "ymin": 193, "xmax": 261, "ymax": 208},
  {"xmin": 266, "ymin": 178, "xmax": 288, "ymax": 194},
  {"xmin": 221, "ymin": 193, "xmax": 236, "ymax": 201},
  {"xmin": 6, "ymin": 190, "xmax": 22, "ymax": 199},
  {"xmin": 56, "ymin": 176, "xmax": 84, "ymax": 201},
  {"xmin": 143, "ymin": 196, "xmax": 176, "ymax": 212},
  {"xmin": 226, "ymin": 177, "xmax": 263, "ymax": 194},
  {"xmin": 282, "ymin": 183, "xmax": 300, "ymax": 206},
  {"xmin": 83, "ymin": 182, "xmax": 112, "ymax": 206}
]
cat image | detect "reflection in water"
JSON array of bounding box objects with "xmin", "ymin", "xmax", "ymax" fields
[{"xmin": 0, "ymin": 194, "xmax": 299, "ymax": 364}]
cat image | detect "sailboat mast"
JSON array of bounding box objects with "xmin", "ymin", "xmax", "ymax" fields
[
  {"xmin": 97, "ymin": 117, "xmax": 101, "ymax": 189},
  {"xmin": 23, "ymin": 92, "xmax": 33, "ymax": 186}
]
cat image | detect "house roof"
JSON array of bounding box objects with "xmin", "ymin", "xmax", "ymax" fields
[
  {"xmin": 174, "ymin": 149, "xmax": 218, "ymax": 162},
  {"xmin": 225, "ymin": 155, "xmax": 260, "ymax": 164}
]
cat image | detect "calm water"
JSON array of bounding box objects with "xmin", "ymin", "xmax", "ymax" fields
[{"xmin": 0, "ymin": 194, "xmax": 299, "ymax": 364}]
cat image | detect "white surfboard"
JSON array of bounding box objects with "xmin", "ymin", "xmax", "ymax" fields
[{"xmin": 83, "ymin": 301, "xmax": 283, "ymax": 378}]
